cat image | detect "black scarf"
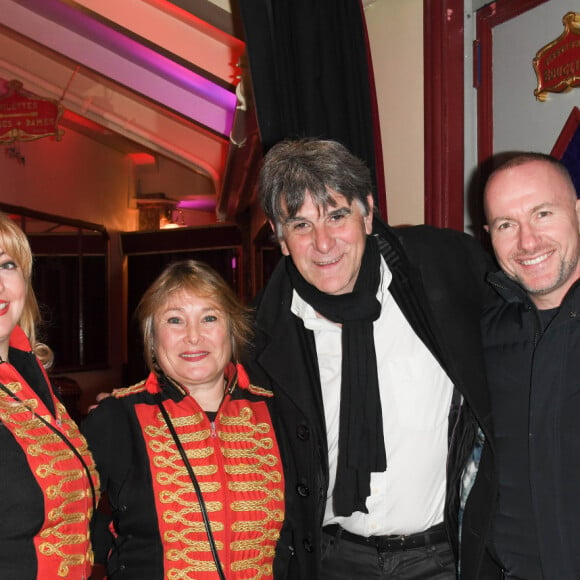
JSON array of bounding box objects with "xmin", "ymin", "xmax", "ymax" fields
[{"xmin": 286, "ymin": 234, "xmax": 386, "ymax": 516}]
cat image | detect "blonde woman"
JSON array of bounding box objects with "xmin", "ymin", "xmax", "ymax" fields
[
  {"xmin": 83, "ymin": 260, "xmax": 285, "ymax": 579},
  {"xmin": 0, "ymin": 212, "xmax": 99, "ymax": 579}
]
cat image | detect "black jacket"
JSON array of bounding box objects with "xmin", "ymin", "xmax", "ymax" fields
[
  {"xmin": 247, "ymin": 220, "xmax": 501, "ymax": 579},
  {"xmin": 483, "ymin": 271, "xmax": 580, "ymax": 578}
]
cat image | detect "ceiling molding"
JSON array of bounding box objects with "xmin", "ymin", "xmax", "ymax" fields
[
  {"xmin": 0, "ymin": 32, "xmax": 227, "ymax": 193},
  {"xmin": 67, "ymin": 0, "xmax": 245, "ymax": 86},
  {"xmin": 3, "ymin": 0, "xmax": 237, "ymax": 136},
  {"xmin": 0, "ymin": 0, "xmax": 251, "ymax": 207}
]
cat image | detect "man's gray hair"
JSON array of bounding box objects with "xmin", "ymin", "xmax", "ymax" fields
[{"xmin": 258, "ymin": 138, "xmax": 374, "ymax": 235}]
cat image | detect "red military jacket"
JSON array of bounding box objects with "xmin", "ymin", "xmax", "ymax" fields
[
  {"xmin": 0, "ymin": 325, "xmax": 99, "ymax": 579},
  {"xmin": 83, "ymin": 363, "xmax": 285, "ymax": 579}
]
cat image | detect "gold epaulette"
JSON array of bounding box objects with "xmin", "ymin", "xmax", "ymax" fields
[
  {"xmin": 247, "ymin": 383, "xmax": 274, "ymax": 398},
  {"xmin": 112, "ymin": 380, "xmax": 147, "ymax": 399}
]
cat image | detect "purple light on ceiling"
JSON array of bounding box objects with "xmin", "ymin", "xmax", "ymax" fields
[
  {"xmin": 177, "ymin": 198, "xmax": 217, "ymax": 212},
  {"xmin": 11, "ymin": 0, "xmax": 237, "ymax": 132}
]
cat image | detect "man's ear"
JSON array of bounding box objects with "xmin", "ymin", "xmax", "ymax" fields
[
  {"xmin": 269, "ymin": 220, "xmax": 290, "ymax": 256},
  {"xmin": 364, "ymin": 194, "xmax": 374, "ymax": 234},
  {"xmin": 576, "ymin": 199, "xmax": 580, "ymax": 233}
]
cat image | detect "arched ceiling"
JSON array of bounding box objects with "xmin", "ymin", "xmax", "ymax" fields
[{"xmin": 0, "ymin": 0, "xmax": 254, "ymax": 216}]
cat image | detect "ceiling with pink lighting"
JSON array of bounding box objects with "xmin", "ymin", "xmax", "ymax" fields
[{"xmin": 0, "ymin": 0, "xmax": 249, "ymax": 212}]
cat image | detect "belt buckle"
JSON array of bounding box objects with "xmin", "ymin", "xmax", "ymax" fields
[
  {"xmin": 389, "ymin": 534, "xmax": 407, "ymax": 550},
  {"xmin": 376, "ymin": 533, "xmax": 407, "ymax": 551}
]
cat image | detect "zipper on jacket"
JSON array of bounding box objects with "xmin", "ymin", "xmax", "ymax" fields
[{"xmin": 447, "ymin": 390, "xmax": 463, "ymax": 472}]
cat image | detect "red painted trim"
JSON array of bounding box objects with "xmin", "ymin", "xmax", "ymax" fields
[
  {"xmin": 476, "ymin": 13, "xmax": 493, "ymax": 166},
  {"xmin": 551, "ymin": 106, "xmax": 580, "ymax": 158},
  {"xmin": 423, "ymin": 0, "xmax": 464, "ymax": 230},
  {"xmin": 476, "ymin": 0, "xmax": 550, "ymax": 166},
  {"xmin": 477, "ymin": 0, "xmax": 550, "ymax": 27}
]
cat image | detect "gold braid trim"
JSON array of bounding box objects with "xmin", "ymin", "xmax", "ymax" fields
[
  {"xmin": 167, "ymin": 560, "xmax": 221, "ymax": 579},
  {"xmin": 221, "ymin": 407, "xmax": 270, "ymax": 431},
  {"xmin": 232, "ymin": 521, "xmax": 283, "ymax": 535},
  {"xmin": 157, "ymin": 466, "xmax": 217, "ymax": 486},
  {"xmin": 160, "ymin": 487, "xmax": 221, "ymax": 505},
  {"xmin": 112, "ymin": 381, "xmax": 147, "ymax": 397},
  {"xmin": 232, "ymin": 541, "xmax": 276, "ymax": 558},
  {"xmin": 221, "ymin": 406, "xmax": 284, "ymax": 577},
  {"xmin": 139, "ymin": 399, "xmax": 283, "ymax": 579},
  {"xmin": 227, "ymin": 462, "xmax": 282, "ymax": 478},
  {"xmin": 165, "ymin": 531, "xmax": 224, "ymax": 551},
  {"xmin": 0, "ymin": 382, "xmax": 98, "ymax": 578},
  {"xmin": 163, "ymin": 516, "xmax": 221, "ymax": 531},
  {"xmin": 231, "ymin": 560, "xmax": 274, "ymax": 577},
  {"xmin": 2, "ymin": 380, "xmax": 24, "ymax": 394},
  {"xmin": 230, "ymin": 499, "xmax": 285, "ymax": 516},
  {"xmin": 151, "ymin": 441, "xmax": 214, "ymax": 461},
  {"xmin": 226, "ymin": 472, "xmax": 282, "ymax": 484},
  {"xmin": 147, "ymin": 418, "xmax": 210, "ymax": 442},
  {"xmin": 247, "ymin": 383, "xmax": 274, "ymax": 398}
]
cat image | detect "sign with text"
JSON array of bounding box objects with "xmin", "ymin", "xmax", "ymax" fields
[
  {"xmin": 0, "ymin": 80, "xmax": 64, "ymax": 143},
  {"xmin": 534, "ymin": 12, "xmax": 580, "ymax": 101}
]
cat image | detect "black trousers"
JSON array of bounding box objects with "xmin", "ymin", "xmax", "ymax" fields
[{"xmin": 320, "ymin": 528, "xmax": 455, "ymax": 580}]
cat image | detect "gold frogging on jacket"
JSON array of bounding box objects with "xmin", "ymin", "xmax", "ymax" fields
[
  {"xmin": 0, "ymin": 381, "xmax": 99, "ymax": 578},
  {"xmin": 141, "ymin": 401, "xmax": 284, "ymax": 579}
]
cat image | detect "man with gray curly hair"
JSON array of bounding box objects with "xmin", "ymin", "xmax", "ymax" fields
[{"xmin": 247, "ymin": 138, "xmax": 500, "ymax": 579}]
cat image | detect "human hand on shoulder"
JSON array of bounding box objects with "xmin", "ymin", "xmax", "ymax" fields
[{"xmin": 87, "ymin": 391, "xmax": 112, "ymax": 412}]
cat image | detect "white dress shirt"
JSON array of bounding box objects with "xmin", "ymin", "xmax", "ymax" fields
[{"xmin": 291, "ymin": 257, "xmax": 453, "ymax": 536}]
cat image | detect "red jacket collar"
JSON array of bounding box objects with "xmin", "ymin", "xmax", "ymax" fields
[
  {"xmin": 146, "ymin": 362, "xmax": 250, "ymax": 397},
  {"xmin": 8, "ymin": 325, "xmax": 32, "ymax": 352}
]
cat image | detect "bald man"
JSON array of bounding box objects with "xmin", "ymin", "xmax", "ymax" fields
[{"xmin": 482, "ymin": 153, "xmax": 580, "ymax": 579}]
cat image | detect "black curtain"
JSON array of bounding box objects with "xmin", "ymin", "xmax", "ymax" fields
[{"xmin": 238, "ymin": 0, "xmax": 385, "ymax": 211}]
